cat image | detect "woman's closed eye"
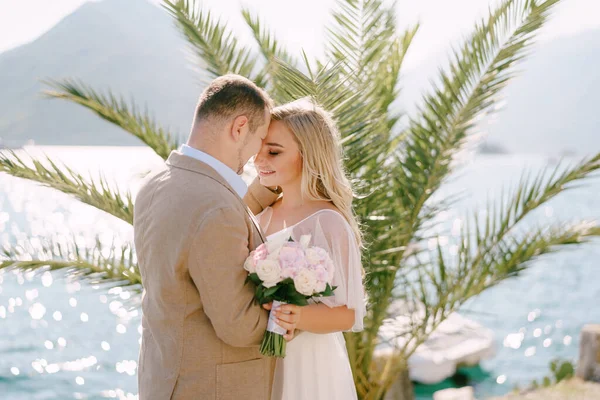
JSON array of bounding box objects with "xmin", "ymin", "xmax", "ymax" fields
[{"xmin": 269, "ymin": 151, "xmax": 280, "ymax": 156}]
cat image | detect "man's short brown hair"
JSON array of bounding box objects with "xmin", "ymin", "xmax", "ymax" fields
[{"xmin": 194, "ymin": 74, "xmax": 273, "ymax": 132}]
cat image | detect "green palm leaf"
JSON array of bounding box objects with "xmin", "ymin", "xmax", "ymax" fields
[
  {"xmin": 241, "ymin": 8, "xmax": 295, "ymax": 102},
  {"xmin": 0, "ymin": 150, "xmax": 134, "ymax": 224},
  {"xmin": 364, "ymin": 0, "xmax": 562, "ymax": 346},
  {"xmin": 163, "ymin": 0, "xmax": 262, "ymax": 84},
  {"xmin": 44, "ymin": 79, "xmax": 179, "ymax": 160},
  {"xmin": 1, "ymin": 236, "xmax": 141, "ymax": 287}
]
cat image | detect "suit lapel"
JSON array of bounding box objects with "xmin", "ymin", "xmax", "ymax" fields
[
  {"xmin": 245, "ymin": 206, "xmax": 266, "ymax": 243},
  {"xmin": 166, "ymin": 151, "xmax": 266, "ymax": 243}
]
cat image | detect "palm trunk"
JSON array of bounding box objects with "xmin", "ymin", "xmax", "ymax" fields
[{"xmin": 382, "ymin": 367, "xmax": 414, "ymax": 400}]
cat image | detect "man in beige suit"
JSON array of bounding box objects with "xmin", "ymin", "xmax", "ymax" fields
[{"xmin": 134, "ymin": 75, "xmax": 294, "ymax": 399}]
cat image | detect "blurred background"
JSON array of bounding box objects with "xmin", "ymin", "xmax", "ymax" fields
[{"xmin": 0, "ymin": 0, "xmax": 599, "ymax": 399}]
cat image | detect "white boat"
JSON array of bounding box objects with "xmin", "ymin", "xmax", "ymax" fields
[{"xmin": 376, "ymin": 300, "xmax": 496, "ymax": 384}]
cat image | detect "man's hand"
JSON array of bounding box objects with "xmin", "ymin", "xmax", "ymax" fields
[{"xmin": 263, "ymin": 303, "xmax": 302, "ymax": 341}]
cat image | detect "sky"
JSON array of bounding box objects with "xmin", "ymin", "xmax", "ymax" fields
[{"xmin": 0, "ymin": 0, "xmax": 599, "ymax": 70}]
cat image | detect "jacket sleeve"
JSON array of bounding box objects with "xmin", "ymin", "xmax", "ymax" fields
[
  {"xmin": 244, "ymin": 177, "xmax": 280, "ymax": 215},
  {"xmin": 188, "ymin": 206, "xmax": 268, "ymax": 347}
]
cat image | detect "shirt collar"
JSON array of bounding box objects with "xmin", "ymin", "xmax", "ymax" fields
[{"xmin": 180, "ymin": 144, "xmax": 248, "ymax": 198}]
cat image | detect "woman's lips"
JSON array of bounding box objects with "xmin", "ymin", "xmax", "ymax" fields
[{"xmin": 258, "ymin": 170, "xmax": 275, "ymax": 176}]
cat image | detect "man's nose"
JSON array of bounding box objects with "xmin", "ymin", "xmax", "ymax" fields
[{"xmin": 254, "ymin": 152, "xmax": 264, "ymax": 165}]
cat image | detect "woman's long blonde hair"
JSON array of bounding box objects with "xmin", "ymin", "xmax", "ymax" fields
[{"xmin": 271, "ymin": 98, "xmax": 363, "ymax": 247}]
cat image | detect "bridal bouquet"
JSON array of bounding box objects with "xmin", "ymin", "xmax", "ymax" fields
[{"xmin": 244, "ymin": 234, "xmax": 336, "ymax": 357}]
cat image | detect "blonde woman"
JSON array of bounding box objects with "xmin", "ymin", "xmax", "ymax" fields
[{"xmin": 254, "ymin": 99, "xmax": 366, "ymax": 399}]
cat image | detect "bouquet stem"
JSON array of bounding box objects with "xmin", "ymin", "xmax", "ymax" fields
[
  {"xmin": 259, "ymin": 330, "xmax": 286, "ymax": 357},
  {"xmin": 260, "ymin": 300, "xmax": 287, "ymax": 357}
]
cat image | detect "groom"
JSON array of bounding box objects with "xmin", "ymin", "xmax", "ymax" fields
[{"xmin": 134, "ymin": 75, "xmax": 293, "ymax": 399}]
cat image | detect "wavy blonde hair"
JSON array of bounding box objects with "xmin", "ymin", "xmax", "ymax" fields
[{"xmin": 271, "ymin": 98, "xmax": 363, "ymax": 248}]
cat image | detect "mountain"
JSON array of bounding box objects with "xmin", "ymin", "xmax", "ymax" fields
[
  {"xmin": 0, "ymin": 0, "xmax": 598, "ymax": 155},
  {"xmin": 0, "ymin": 0, "xmax": 199, "ymax": 146}
]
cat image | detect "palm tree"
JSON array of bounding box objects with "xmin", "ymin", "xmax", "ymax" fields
[{"xmin": 1, "ymin": 0, "xmax": 599, "ymax": 398}]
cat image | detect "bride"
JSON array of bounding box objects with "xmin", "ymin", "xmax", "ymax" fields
[{"xmin": 253, "ymin": 99, "xmax": 366, "ymax": 400}]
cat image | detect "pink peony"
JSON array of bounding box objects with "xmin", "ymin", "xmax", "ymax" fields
[
  {"xmin": 252, "ymin": 244, "xmax": 269, "ymax": 266},
  {"xmin": 305, "ymin": 247, "xmax": 335, "ymax": 284},
  {"xmin": 278, "ymin": 244, "xmax": 307, "ymax": 273},
  {"xmin": 313, "ymin": 265, "xmax": 329, "ymax": 293}
]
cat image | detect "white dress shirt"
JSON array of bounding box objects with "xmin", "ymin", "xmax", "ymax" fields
[{"xmin": 180, "ymin": 144, "xmax": 248, "ymax": 198}]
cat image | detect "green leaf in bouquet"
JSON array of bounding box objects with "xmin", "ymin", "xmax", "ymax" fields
[
  {"xmin": 263, "ymin": 285, "xmax": 279, "ymax": 298},
  {"xmin": 287, "ymin": 291, "xmax": 310, "ymax": 306},
  {"xmin": 258, "ymin": 296, "xmax": 273, "ymax": 305},
  {"xmin": 320, "ymin": 283, "xmax": 337, "ymax": 297},
  {"xmin": 254, "ymin": 283, "xmax": 264, "ymax": 301},
  {"xmin": 246, "ymin": 273, "xmax": 262, "ymax": 286},
  {"xmin": 280, "ymin": 278, "xmax": 294, "ymax": 285},
  {"xmin": 291, "ymin": 296, "xmax": 310, "ymax": 306}
]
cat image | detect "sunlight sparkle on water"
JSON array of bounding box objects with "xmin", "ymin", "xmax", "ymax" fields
[
  {"xmin": 41, "ymin": 271, "xmax": 53, "ymax": 287},
  {"xmin": 524, "ymin": 346, "xmax": 536, "ymax": 357},
  {"xmin": 503, "ymin": 332, "xmax": 524, "ymax": 350},
  {"xmin": 45, "ymin": 364, "xmax": 60, "ymax": 373},
  {"xmin": 29, "ymin": 302, "xmax": 46, "ymax": 319},
  {"xmin": 527, "ymin": 309, "xmax": 541, "ymax": 322},
  {"xmin": 116, "ymin": 360, "xmax": 137, "ymax": 376},
  {"xmin": 26, "ymin": 289, "xmax": 39, "ymax": 300}
]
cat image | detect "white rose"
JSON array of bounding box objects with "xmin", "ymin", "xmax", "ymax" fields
[
  {"xmin": 314, "ymin": 280, "xmax": 326, "ymax": 293},
  {"xmin": 255, "ymin": 259, "xmax": 282, "ymax": 288},
  {"xmin": 293, "ymin": 268, "xmax": 318, "ymax": 296},
  {"xmin": 244, "ymin": 256, "xmax": 256, "ymax": 274}
]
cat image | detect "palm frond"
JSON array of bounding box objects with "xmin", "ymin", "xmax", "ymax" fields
[
  {"xmin": 367, "ymin": 0, "xmax": 562, "ymax": 308},
  {"xmin": 371, "ymin": 218, "xmax": 600, "ymax": 396},
  {"xmin": 326, "ymin": 0, "xmax": 417, "ymax": 170},
  {"xmin": 1, "ymin": 236, "xmax": 141, "ymax": 287},
  {"xmin": 241, "ymin": 8, "xmax": 295, "ymax": 102},
  {"xmin": 396, "ymin": 0, "xmax": 561, "ymax": 232},
  {"xmin": 470, "ymin": 153, "xmax": 600, "ymax": 266},
  {"xmin": 163, "ymin": 0, "xmax": 262, "ymax": 84},
  {"xmin": 0, "ymin": 151, "xmax": 134, "ymax": 224},
  {"xmin": 327, "ymin": 0, "xmax": 398, "ymax": 78},
  {"xmin": 44, "ymin": 79, "xmax": 179, "ymax": 160}
]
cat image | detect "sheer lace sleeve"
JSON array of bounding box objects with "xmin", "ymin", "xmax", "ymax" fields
[{"xmin": 297, "ymin": 211, "xmax": 366, "ymax": 332}]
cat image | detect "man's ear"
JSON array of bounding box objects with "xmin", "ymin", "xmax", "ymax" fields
[{"xmin": 231, "ymin": 115, "xmax": 249, "ymax": 142}]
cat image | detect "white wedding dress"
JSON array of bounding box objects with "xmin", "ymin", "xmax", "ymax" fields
[{"xmin": 256, "ymin": 207, "xmax": 367, "ymax": 400}]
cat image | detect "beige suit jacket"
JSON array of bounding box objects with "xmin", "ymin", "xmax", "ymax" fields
[{"xmin": 134, "ymin": 151, "xmax": 277, "ymax": 400}]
